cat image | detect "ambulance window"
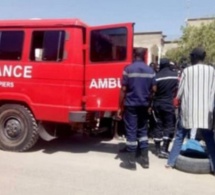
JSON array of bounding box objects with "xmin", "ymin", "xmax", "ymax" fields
[
  {"xmin": 0, "ymin": 31, "xmax": 24, "ymax": 60},
  {"xmin": 90, "ymin": 28, "xmax": 127, "ymax": 62},
  {"xmin": 30, "ymin": 30, "xmax": 65, "ymax": 61}
]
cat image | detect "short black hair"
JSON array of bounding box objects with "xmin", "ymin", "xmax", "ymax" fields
[
  {"xmin": 190, "ymin": 47, "xmax": 206, "ymax": 61},
  {"xmin": 133, "ymin": 48, "xmax": 144, "ymax": 58}
]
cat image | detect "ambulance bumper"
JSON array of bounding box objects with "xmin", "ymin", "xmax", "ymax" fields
[{"xmin": 69, "ymin": 111, "xmax": 87, "ymax": 122}]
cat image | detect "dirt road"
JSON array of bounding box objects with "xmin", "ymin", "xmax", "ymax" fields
[{"xmin": 0, "ymin": 135, "xmax": 214, "ymax": 195}]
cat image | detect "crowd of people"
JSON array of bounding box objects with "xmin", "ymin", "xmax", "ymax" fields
[{"xmin": 117, "ymin": 47, "xmax": 215, "ymax": 175}]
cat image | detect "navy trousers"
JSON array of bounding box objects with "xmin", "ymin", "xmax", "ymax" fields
[
  {"xmin": 124, "ymin": 106, "xmax": 149, "ymax": 152},
  {"xmin": 153, "ymin": 101, "xmax": 175, "ymax": 141}
]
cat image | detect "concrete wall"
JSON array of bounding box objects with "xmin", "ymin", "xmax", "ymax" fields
[
  {"xmin": 134, "ymin": 32, "xmax": 164, "ymax": 63},
  {"xmin": 162, "ymin": 41, "xmax": 179, "ymax": 56},
  {"xmin": 186, "ymin": 17, "xmax": 215, "ymax": 27}
]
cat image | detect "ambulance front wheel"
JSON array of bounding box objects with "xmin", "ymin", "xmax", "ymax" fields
[{"xmin": 0, "ymin": 104, "xmax": 39, "ymax": 152}]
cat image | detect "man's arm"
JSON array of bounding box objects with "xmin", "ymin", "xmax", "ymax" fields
[
  {"xmin": 173, "ymin": 77, "xmax": 180, "ymax": 107},
  {"xmin": 176, "ymin": 71, "xmax": 185, "ymax": 99},
  {"xmin": 119, "ymin": 86, "xmax": 126, "ymax": 110},
  {"xmin": 149, "ymin": 73, "xmax": 157, "ymax": 107},
  {"xmin": 152, "ymin": 85, "xmax": 157, "ymax": 94},
  {"xmin": 117, "ymin": 86, "xmax": 126, "ymax": 119},
  {"xmin": 117, "ymin": 68, "xmax": 128, "ymax": 119},
  {"xmin": 149, "ymin": 85, "xmax": 157, "ymax": 111}
]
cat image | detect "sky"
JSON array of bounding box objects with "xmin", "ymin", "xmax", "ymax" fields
[{"xmin": 0, "ymin": 0, "xmax": 214, "ymax": 40}]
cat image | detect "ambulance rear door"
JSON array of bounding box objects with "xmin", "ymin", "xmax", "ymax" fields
[{"xmin": 85, "ymin": 23, "xmax": 134, "ymax": 111}]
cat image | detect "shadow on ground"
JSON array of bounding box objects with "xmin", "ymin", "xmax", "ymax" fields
[
  {"xmin": 30, "ymin": 134, "xmax": 122, "ymax": 154},
  {"xmin": 29, "ymin": 134, "xmax": 156, "ymax": 161}
]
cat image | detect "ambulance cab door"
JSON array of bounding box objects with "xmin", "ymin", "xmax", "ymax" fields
[{"xmin": 85, "ymin": 23, "xmax": 134, "ymax": 111}]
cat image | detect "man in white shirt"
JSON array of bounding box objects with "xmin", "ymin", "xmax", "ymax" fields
[{"xmin": 166, "ymin": 47, "xmax": 215, "ymax": 175}]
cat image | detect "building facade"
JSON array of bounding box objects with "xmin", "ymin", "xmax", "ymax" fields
[
  {"xmin": 134, "ymin": 31, "xmax": 165, "ymax": 64},
  {"xmin": 186, "ymin": 17, "xmax": 215, "ymax": 27},
  {"xmin": 133, "ymin": 17, "xmax": 215, "ymax": 64}
]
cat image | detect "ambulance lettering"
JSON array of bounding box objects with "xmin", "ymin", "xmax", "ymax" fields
[
  {"xmin": 90, "ymin": 78, "xmax": 121, "ymax": 89},
  {"xmin": 0, "ymin": 65, "xmax": 33, "ymax": 78},
  {"xmin": 0, "ymin": 81, "xmax": 14, "ymax": 88}
]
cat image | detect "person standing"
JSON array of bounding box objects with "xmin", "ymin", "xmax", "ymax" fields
[
  {"xmin": 117, "ymin": 48, "xmax": 156, "ymax": 170},
  {"xmin": 148, "ymin": 62, "xmax": 158, "ymax": 138},
  {"xmin": 153, "ymin": 58, "xmax": 178, "ymax": 158},
  {"xmin": 149, "ymin": 62, "xmax": 158, "ymax": 73},
  {"xmin": 166, "ymin": 47, "xmax": 215, "ymax": 174}
]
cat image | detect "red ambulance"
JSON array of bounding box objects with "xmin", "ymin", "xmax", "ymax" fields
[{"xmin": 0, "ymin": 18, "xmax": 137, "ymax": 151}]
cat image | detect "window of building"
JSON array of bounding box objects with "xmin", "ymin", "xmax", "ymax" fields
[
  {"xmin": 0, "ymin": 31, "xmax": 24, "ymax": 60},
  {"xmin": 90, "ymin": 28, "xmax": 127, "ymax": 62},
  {"xmin": 30, "ymin": 30, "xmax": 65, "ymax": 62}
]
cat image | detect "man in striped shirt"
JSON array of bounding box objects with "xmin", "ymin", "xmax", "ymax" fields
[
  {"xmin": 166, "ymin": 47, "xmax": 215, "ymax": 174},
  {"xmin": 117, "ymin": 48, "xmax": 156, "ymax": 170}
]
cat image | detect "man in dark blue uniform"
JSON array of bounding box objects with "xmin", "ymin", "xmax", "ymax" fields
[
  {"xmin": 117, "ymin": 48, "xmax": 156, "ymax": 170},
  {"xmin": 153, "ymin": 58, "xmax": 178, "ymax": 158}
]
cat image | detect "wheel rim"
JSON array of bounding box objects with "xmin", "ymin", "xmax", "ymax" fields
[
  {"xmin": 0, "ymin": 111, "xmax": 27, "ymax": 147},
  {"xmin": 4, "ymin": 118, "xmax": 22, "ymax": 140},
  {"xmin": 0, "ymin": 105, "xmax": 39, "ymax": 151}
]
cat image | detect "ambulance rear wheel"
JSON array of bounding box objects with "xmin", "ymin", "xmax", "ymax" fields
[{"xmin": 0, "ymin": 104, "xmax": 39, "ymax": 152}]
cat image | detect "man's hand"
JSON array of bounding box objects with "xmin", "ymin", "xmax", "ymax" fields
[
  {"xmin": 117, "ymin": 86, "xmax": 126, "ymax": 120},
  {"xmin": 148, "ymin": 107, "xmax": 152, "ymax": 115},
  {"xmin": 173, "ymin": 98, "xmax": 180, "ymax": 108},
  {"xmin": 117, "ymin": 108, "xmax": 123, "ymax": 120}
]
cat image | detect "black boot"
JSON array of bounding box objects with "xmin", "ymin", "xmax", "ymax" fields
[
  {"xmin": 139, "ymin": 148, "xmax": 149, "ymax": 169},
  {"xmin": 154, "ymin": 141, "xmax": 161, "ymax": 157},
  {"xmin": 120, "ymin": 152, "xmax": 136, "ymax": 170},
  {"xmin": 159, "ymin": 140, "xmax": 170, "ymax": 159}
]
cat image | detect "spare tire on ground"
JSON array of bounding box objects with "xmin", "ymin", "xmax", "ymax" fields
[{"xmin": 175, "ymin": 154, "xmax": 211, "ymax": 174}]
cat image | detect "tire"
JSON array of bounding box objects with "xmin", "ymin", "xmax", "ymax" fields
[
  {"xmin": 175, "ymin": 154, "xmax": 211, "ymax": 174},
  {"xmin": 0, "ymin": 104, "xmax": 39, "ymax": 152}
]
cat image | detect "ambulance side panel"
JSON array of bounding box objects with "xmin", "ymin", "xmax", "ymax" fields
[{"xmin": 0, "ymin": 27, "xmax": 84, "ymax": 123}]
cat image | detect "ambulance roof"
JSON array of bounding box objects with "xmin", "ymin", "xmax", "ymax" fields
[{"xmin": 0, "ymin": 18, "xmax": 88, "ymax": 28}]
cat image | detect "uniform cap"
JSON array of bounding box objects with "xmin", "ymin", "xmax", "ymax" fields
[
  {"xmin": 160, "ymin": 58, "xmax": 170, "ymax": 69},
  {"xmin": 160, "ymin": 58, "xmax": 170, "ymax": 65}
]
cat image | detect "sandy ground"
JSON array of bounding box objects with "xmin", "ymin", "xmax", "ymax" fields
[{"xmin": 0, "ymin": 135, "xmax": 214, "ymax": 195}]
